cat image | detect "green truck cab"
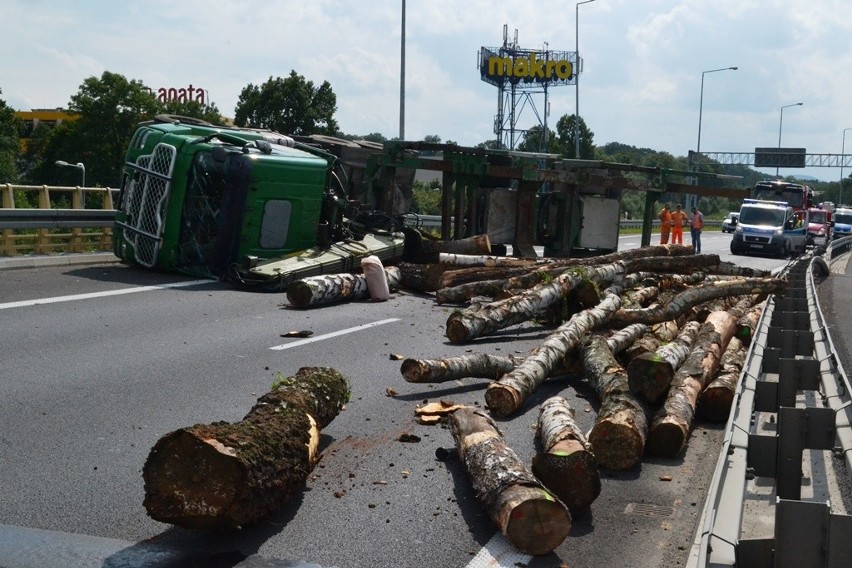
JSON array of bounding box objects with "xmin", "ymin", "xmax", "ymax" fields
[{"xmin": 113, "ymin": 117, "xmax": 340, "ymax": 278}]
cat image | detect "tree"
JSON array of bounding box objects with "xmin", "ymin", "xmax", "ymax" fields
[
  {"xmin": 160, "ymin": 98, "xmax": 223, "ymax": 125},
  {"xmin": 555, "ymin": 114, "xmax": 595, "ymax": 159},
  {"xmin": 0, "ymin": 89, "xmax": 20, "ymax": 184},
  {"xmin": 517, "ymin": 124, "xmax": 562, "ymax": 154},
  {"xmin": 61, "ymin": 71, "xmax": 161, "ymax": 187},
  {"xmin": 234, "ymin": 71, "xmax": 339, "ymax": 136}
]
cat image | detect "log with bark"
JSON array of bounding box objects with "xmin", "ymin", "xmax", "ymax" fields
[
  {"xmin": 449, "ymin": 407, "xmax": 571, "ymax": 555},
  {"xmin": 403, "ymin": 230, "xmax": 492, "ymax": 264},
  {"xmin": 285, "ymin": 267, "xmax": 401, "ymax": 308},
  {"xmin": 532, "ymin": 396, "xmax": 601, "ymax": 510},
  {"xmin": 484, "ymin": 269, "xmax": 632, "ymax": 417},
  {"xmin": 735, "ymin": 303, "xmax": 765, "ymax": 345},
  {"xmin": 645, "ymin": 311, "xmax": 737, "ymax": 457},
  {"xmin": 698, "ymin": 337, "xmax": 747, "ymax": 422},
  {"xmin": 142, "ymin": 367, "xmax": 350, "ymax": 529},
  {"xmin": 627, "ymin": 320, "xmax": 702, "ymax": 404},
  {"xmin": 608, "ymin": 277, "xmax": 784, "ymax": 327},
  {"xmin": 398, "ymin": 261, "xmax": 447, "ymax": 293},
  {"xmin": 581, "ymin": 334, "xmax": 650, "ymax": 471},
  {"xmin": 564, "ymin": 323, "xmax": 650, "ymax": 375},
  {"xmin": 445, "ymin": 266, "xmax": 615, "ymax": 344},
  {"xmin": 401, "ymin": 353, "xmax": 523, "ymax": 383}
]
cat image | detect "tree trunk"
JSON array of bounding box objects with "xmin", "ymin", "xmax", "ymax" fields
[
  {"xmin": 406, "ymin": 233, "xmax": 492, "ymax": 264},
  {"xmin": 698, "ymin": 337, "xmax": 747, "ymax": 422},
  {"xmin": 400, "ymin": 353, "xmax": 522, "ymax": 383},
  {"xmin": 563, "ymin": 323, "xmax": 650, "ymax": 375},
  {"xmin": 449, "ymin": 407, "xmax": 571, "ymax": 555},
  {"xmin": 646, "ymin": 311, "xmax": 737, "ymax": 457},
  {"xmin": 532, "ymin": 397, "xmax": 601, "ymax": 511},
  {"xmin": 608, "ymin": 278, "xmax": 784, "ymax": 327},
  {"xmin": 286, "ymin": 267, "xmax": 401, "ymax": 308},
  {"xmin": 398, "ymin": 261, "xmax": 446, "ymax": 293},
  {"xmin": 446, "ymin": 267, "xmax": 613, "ymax": 344},
  {"xmin": 627, "ymin": 320, "xmax": 702, "ymax": 404},
  {"xmin": 142, "ymin": 367, "xmax": 350, "ymax": 529},
  {"xmin": 736, "ymin": 303, "xmax": 765, "ymax": 345},
  {"xmin": 484, "ymin": 284, "xmax": 624, "ymax": 417},
  {"xmin": 581, "ymin": 334, "xmax": 649, "ymax": 471},
  {"xmin": 438, "ymin": 252, "xmax": 541, "ymax": 268}
]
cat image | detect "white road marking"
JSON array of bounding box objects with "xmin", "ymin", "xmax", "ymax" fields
[
  {"xmin": 269, "ymin": 318, "xmax": 400, "ymax": 350},
  {"xmin": 0, "ymin": 280, "xmax": 211, "ymax": 310},
  {"xmin": 465, "ymin": 533, "xmax": 532, "ymax": 568}
]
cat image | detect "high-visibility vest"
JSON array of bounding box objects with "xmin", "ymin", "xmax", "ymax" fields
[{"xmin": 691, "ymin": 212, "xmax": 704, "ymax": 229}]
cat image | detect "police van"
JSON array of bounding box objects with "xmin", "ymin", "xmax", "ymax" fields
[{"xmin": 730, "ymin": 199, "xmax": 809, "ymax": 257}]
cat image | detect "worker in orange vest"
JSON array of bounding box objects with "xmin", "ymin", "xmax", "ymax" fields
[
  {"xmin": 658, "ymin": 204, "xmax": 672, "ymax": 244},
  {"xmin": 670, "ymin": 203, "xmax": 687, "ymax": 245},
  {"xmin": 690, "ymin": 206, "xmax": 705, "ymax": 253}
]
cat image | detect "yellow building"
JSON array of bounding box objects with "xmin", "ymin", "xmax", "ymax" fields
[{"xmin": 15, "ymin": 108, "xmax": 79, "ymax": 150}]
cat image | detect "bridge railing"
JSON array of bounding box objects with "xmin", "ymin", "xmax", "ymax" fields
[{"xmin": 0, "ymin": 184, "xmax": 118, "ymax": 255}]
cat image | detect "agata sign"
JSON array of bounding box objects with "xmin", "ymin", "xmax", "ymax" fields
[{"xmin": 144, "ymin": 84, "xmax": 208, "ymax": 104}]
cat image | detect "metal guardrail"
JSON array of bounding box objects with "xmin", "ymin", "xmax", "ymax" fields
[
  {"xmin": 688, "ymin": 238, "xmax": 852, "ymax": 567},
  {"xmin": 403, "ymin": 214, "xmax": 724, "ymax": 230},
  {"xmin": 0, "ymin": 209, "xmax": 116, "ymax": 230}
]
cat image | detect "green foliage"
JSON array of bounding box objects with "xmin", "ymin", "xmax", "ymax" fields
[
  {"xmin": 410, "ymin": 179, "xmax": 442, "ymax": 214},
  {"xmin": 555, "ymin": 114, "xmax": 595, "ymax": 159},
  {"xmin": 234, "ymin": 71, "xmax": 339, "ymax": 136},
  {"xmin": 160, "ymin": 98, "xmax": 224, "ymax": 125},
  {"xmin": 0, "ymin": 89, "xmax": 20, "ymax": 184}
]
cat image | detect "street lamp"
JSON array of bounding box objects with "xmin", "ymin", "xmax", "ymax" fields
[
  {"xmin": 692, "ymin": 66, "xmax": 737, "ymax": 208},
  {"xmin": 841, "ymin": 127, "xmax": 852, "ymax": 206},
  {"xmin": 575, "ymin": 0, "xmax": 596, "ymax": 159},
  {"xmin": 776, "ymin": 102, "xmax": 803, "ymax": 176},
  {"xmin": 55, "ymin": 160, "xmax": 85, "ymax": 187}
]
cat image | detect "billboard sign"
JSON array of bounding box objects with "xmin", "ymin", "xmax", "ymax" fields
[
  {"xmin": 754, "ymin": 147, "xmax": 807, "ymax": 168},
  {"xmin": 479, "ymin": 47, "xmax": 576, "ymax": 88}
]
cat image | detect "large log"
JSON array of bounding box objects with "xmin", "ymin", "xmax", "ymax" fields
[
  {"xmin": 646, "ymin": 311, "xmax": 737, "ymax": 457},
  {"xmin": 449, "ymin": 407, "xmax": 571, "ymax": 555},
  {"xmin": 484, "ymin": 270, "xmax": 633, "ymax": 417},
  {"xmin": 405, "ymin": 232, "xmax": 492, "ymax": 264},
  {"xmin": 398, "ymin": 261, "xmax": 446, "ymax": 293},
  {"xmin": 445, "ymin": 266, "xmax": 615, "ymax": 344},
  {"xmin": 698, "ymin": 337, "xmax": 747, "ymax": 422},
  {"xmin": 400, "ymin": 353, "xmax": 522, "ymax": 383},
  {"xmin": 627, "ymin": 320, "xmax": 702, "ymax": 404},
  {"xmin": 608, "ymin": 278, "xmax": 784, "ymax": 327},
  {"xmin": 564, "ymin": 323, "xmax": 650, "ymax": 375},
  {"xmin": 532, "ymin": 397, "xmax": 600, "ymax": 511},
  {"xmin": 142, "ymin": 367, "xmax": 350, "ymax": 529},
  {"xmin": 581, "ymin": 334, "xmax": 649, "ymax": 471},
  {"xmin": 286, "ymin": 267, "xmax": 401, "ymax": 308}
]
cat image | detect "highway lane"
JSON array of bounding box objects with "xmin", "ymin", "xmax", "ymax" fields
[{"xmin": 0, "ymin": 233, "xmax": 789, "ymax": 568}]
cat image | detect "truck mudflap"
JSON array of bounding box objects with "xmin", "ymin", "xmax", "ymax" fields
[{"xmin": 229, "ymin": 231, "xmax": 406, "ymax": 292}]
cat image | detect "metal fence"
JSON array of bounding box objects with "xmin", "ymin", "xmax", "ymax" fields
[{"xmin": 0, "ymin": 184, "xmax": 118, "ymax": 255}]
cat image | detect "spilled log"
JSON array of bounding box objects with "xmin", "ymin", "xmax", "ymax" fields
[
  {"xmin": 627, "ymin": 320, "xmax": 702, "ymax": 404},
  {"xmin": 449, "ymin": 407, "xmax": 571, "ymax": 555},
  {"xmin": 401, "ymin": 353, "xmax": 522, "ymax": 383},
  {"xmin": 581, "ymin": 334, "xmax": 649, "ymax": 471},
  {"xmin": 286, "ymin": 267, "xmax": 401, "ymax": 308},
  {"xmin": 403, "ymin": 231, "xmax": 491, "ymax": 264},
  {"xmin": 608, "ymin": 278, "xmax": 784, "ymax": 327},
  {"xmin": 142, "ymin": 367, "xmax": 350, "ymax": 529},
  {"xmin": 532, "ymin": 396, "xmax": 600, "ymax": 510},
  {"xmin": 646, "ymin": 311, "xmax": 737, "ymax": 457},
  {"xmin": 698, "ymin": 337, "xmax": 747, "ymax": 422}
]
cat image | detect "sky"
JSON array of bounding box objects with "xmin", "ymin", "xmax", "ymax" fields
[{"xmin": 3, "ymin": 0, "xmax": 852, "ymax": 182}]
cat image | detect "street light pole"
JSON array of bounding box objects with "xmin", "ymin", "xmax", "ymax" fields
[
  {"xmin": 776, "ymin": 102, "xmax": 803, "ymax": 176},
  {"xmin": 399, "ymin": 0, "xmax": 406, "ymax": 140},
  {"xmin": 841, "ymin": 127, "xmax": 852, "ymax": 206},
  {"xmin": 55, "ymin": 160, "xmax": 85, "ymax": 187},
  {"xmin": 575, "ymin": 0, "xmax": 596, "ymax": 159},
  {"xmin": 692, "ymin": 66, "xmax": 737, "ymax": 208}
]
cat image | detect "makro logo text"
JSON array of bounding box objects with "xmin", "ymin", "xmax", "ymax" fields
[{"xmin": 485, "ymin": 52, "xmax": 573, "ymax": 82}]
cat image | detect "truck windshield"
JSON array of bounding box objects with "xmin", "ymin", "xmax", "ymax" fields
[
  {"xmin": 752, "ymin": 186, "xmax": 804, "ymax": 208},
  {"xmin": 739, "ymin": 207, "xmax": 786, "ymax": 226},
  {"xmin": 810, "ymin": 210, "xmax": 826, "ymax": 224}
]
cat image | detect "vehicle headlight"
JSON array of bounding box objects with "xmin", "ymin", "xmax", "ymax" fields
[
  {"xmin": 774, "ymin": 228, "xmax": 783, "ymax": 236},
  {"xmin": 819, "ymin": 228, "xmax": 826, "ymax": 236},
  {"xmin": 734, "ymin": 226, "xmax": 743, "ymax": 235}
]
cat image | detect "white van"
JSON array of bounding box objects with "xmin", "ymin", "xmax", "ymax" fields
[{"xmin": 730, "ymin": 199, "xmax": 809, "ymax": 257}]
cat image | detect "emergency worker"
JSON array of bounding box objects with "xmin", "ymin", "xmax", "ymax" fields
[
  {"xmin": 670, "ymin": 204, "xmax": 687, "ymax": 245},
  {"xmin": 690, "ymin": 206, "xmax": 704, "ymax": 253},
  {"xmin": 658, "ymin": 204, "xmax": 672, "ymax": 244}
]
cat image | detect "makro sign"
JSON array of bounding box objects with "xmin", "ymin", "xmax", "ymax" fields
[
  {"xmin": 479, "ymin": 47, "xmax": 575, "ymax": 88},
  {"xmin": 144, "ymin": 84, "xmax": 208, "ymax": 104}
]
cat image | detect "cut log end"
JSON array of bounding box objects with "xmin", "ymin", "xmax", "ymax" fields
[
  {"xmin": 497, "ymin": 487, "xmax": 572, "ymax": 556},
  {"xmin": 531, "ymin": 443, "xmax": 601, "ymax": 510},
  {"xmin": 446, "ymin": 315, "xmax": 471, "ymax": 344},
  {"xmin": 588, "ymin": 416, "xmax": 645, "ymax": 471},
  {"xmin": 143, "ymin": 430, "xmax": 248, "ymax": 528},
  {"xmin": 484, "ymin": 383, "xmax": 521, "ymax": 417},
  {"xmin": 400, "ymin": 358, "xmax": 428, "ymax": 382},
  {"xmin": 698, "ymin": 386, "xmax": 735, "ymax": 422},
  {"xmin": 627, "ymin": 355, "xmax": 674, "ymax": 404},
  {"xmin": 285, "ymin": 282, "xmax": 314, "ymax": 309},
  {"xmin": 645, "ymin": 419, "xmax": 688, "ymax": 458}
]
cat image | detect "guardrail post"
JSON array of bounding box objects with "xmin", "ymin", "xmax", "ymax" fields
[
  {"xmin": 36, "ymin": 185, "xmax": 51, "ymax": 254},
  {"xmin": 100, "ymin": 188, "xmax": 115, "ymax": 251},
  {"xmin": 1, "ymin": 183, "xmax": 15, "ymax": 255},
  {"xmin": 70, "ymin": 186, "xmax": 83, "ymax": 253}
]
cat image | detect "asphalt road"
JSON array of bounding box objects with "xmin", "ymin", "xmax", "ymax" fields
[{"xmin": 0, "ymin": 233, "xmax": 792, "ymax": 568}]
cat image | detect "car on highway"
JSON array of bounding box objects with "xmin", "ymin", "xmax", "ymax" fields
[
  {"xmin": 832, "ymin": 206, "xmax": 852, "ymax": 238},
  {"xmin": 721, "ymin": 211, "xmax": 739, "ymax": 233},
  {"xmin": 730, "ymin": 199, "xmax": 808, "ymax": 257}
]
